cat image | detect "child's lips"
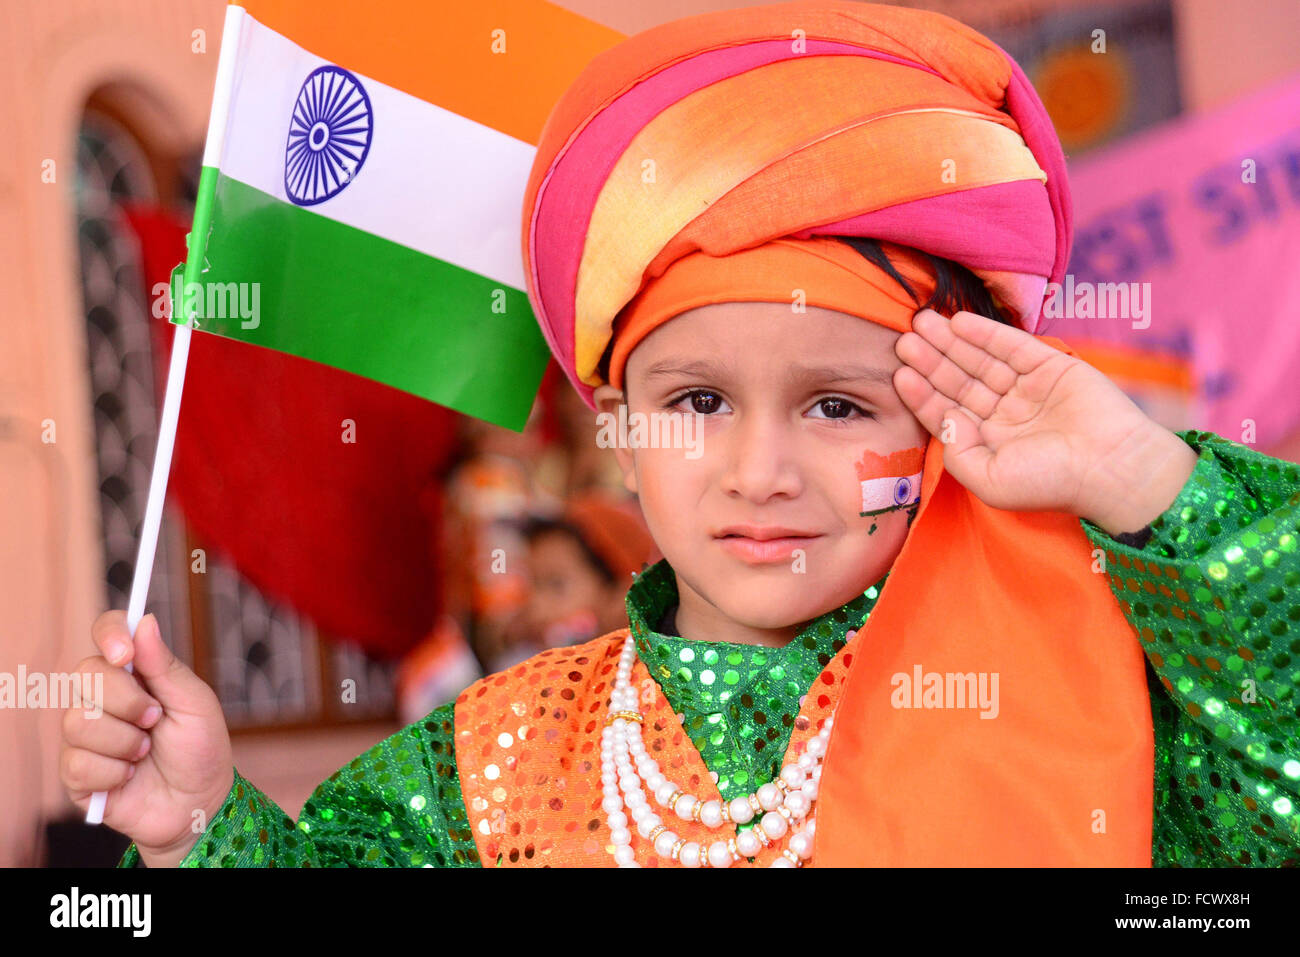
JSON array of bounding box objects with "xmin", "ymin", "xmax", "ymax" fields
[{"xmin": 715, "ymin": 534, "xmax": 822, "ymax": 564}]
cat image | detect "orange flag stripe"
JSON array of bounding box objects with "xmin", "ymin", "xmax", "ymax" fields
[
  {"xmin": 235, "ymin": 0, "xmax": 624, "ymax": 145},
  {"xmin": 856, "ymin": 446, "xmax": 926, "ymax": 481}
]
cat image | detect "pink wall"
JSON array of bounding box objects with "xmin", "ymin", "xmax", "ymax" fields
[{"xmin": 1176, "ymin": 0, "xmax": 1300, "ymax": 111}]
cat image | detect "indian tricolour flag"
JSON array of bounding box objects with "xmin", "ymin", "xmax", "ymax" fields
[
  {"xmin": 858, "ymin": 446, "xmax": 924, "ymax": 517},
  {"xmin": 89, "ymin": 0, "xmax": 627, "ymax": 827},
  {"xmin": 175, "ymin": 0, "xmax": 622, "ymax": 430}
]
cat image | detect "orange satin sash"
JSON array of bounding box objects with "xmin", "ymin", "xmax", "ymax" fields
[{"xmin": 813, "ymin": 425, "xmax": 1156, "ymax": 866}]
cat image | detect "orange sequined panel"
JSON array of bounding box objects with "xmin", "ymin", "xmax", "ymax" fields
[{"xmin": 453, "ymin": 628, "xmax": 859, "ymax": 867}]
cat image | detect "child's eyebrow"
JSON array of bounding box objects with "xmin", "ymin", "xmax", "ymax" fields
[
  {"xmin": 640, "ymin": 359, "xmax": 896, "ymax": 387},
  {"xmin": 786, "ymin": 363, "xmax": 897, "ymax": 388},
  {"xmin": 641, "ymin": 358, "xmax": 736, "ymax": 381}
]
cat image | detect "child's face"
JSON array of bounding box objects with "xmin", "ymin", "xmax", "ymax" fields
[
  {"xmin": 593, "ymin": 302, "xmax": 930, "ymax": 634},
  {"xmin": 525, "ymin": 530, "xmax": 614, "ymax": 639}
]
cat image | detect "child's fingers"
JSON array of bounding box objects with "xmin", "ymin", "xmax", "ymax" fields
[
  {"xmin": 911, "ymin": 310, "xmax": 1020, "ymax": 397},
  {"xmin": 942, "ymin": 404, "xmax": 986, "ymax": 447},
  {"xmin": 63, "ymin": 707, "xmax": 152, "ymax": 762},
  {"xmin": 893, "ymin": 365, "xmax": 941, "ymax": 434},
  {"xmin": 936, "ymin": 406, "xmax": 994, "ymax": 482},
  {"xmin": 91, "ymin": 610, "xmax": 136, "ymax": 668},
  {"xmin": 893, "ymin": 366, "xmax": 983, "ymax": 441},
  {"xmin": 896, "ymin": 325, "xmax": 1002, "ymax": 420},
  {"xmin": 895, "ymin": 366, "xmax": 994, "ymax": 487},
  {"xmin": 946, "ymin": 309, "xmax": 1056, "ymax": 375},
  {"xmin": 60, "ymin": 746, "xmax": 136, "ymax": 794},
  {"xmin": 73, "ymin": 657, "xmax": 163, "ymax": 728}
]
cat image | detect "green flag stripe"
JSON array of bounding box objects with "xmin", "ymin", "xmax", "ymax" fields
[{"xmin": 172, "ymin": 170, "xmax": 549, "ymax": 431}]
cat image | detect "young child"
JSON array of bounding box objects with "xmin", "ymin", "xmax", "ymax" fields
[
  {"xmin": 520, "ymin": 491, "xmax": 660, "ymax": 650},
  {"xmin": 63, "ymin": 0, "xmax": 1297, "ymax": 867}
]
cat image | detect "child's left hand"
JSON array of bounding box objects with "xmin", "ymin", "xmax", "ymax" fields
[{"xmin": 893, "ymin": 308, "xmax": 1199, "ymax": 538}]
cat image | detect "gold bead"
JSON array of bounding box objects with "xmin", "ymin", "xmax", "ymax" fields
[
  {"xmin": 666, "ymin": 789, "xmax": 683, "ymax": 809},
  {"xmin": 670, "ymin": 838, "xmax": 687, "ymax": 860},
  {"xmin": 648, "ymin": 823, "xmax": 666, "ymax": 844},
  {"xmin": 727, "ymin": 837, "xmax": 740, "ymax": 861},
  {"xmin": 782, "ymin": 848, "xmax": 801, "ymax": 866}
]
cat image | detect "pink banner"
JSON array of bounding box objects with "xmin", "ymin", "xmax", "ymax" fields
[{"xmin": 1049, "ymin": 72, "xmax": 1300, "ymax": 448}]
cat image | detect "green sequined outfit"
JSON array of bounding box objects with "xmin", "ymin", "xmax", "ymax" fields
[{"xmin": 118, "ymin": 430, "xmax": 1300, "ymax": 867}]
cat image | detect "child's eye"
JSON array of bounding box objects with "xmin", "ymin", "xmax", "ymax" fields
[
  {"xmin": 668, "ymin": 389, "xmax": 731, "ymax": 415},
  {"xmin": 807, "ymin": 396, "xmax": 871, "ymax": 422}
]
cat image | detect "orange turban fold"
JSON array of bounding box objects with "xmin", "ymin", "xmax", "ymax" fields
[
  {"xmin": 608, "ymin": 237, "xmax": 941, "ymax": 390},
  {"xmin": 520, "ymin": 0, "xmax": 1154, "ymax": 865}
]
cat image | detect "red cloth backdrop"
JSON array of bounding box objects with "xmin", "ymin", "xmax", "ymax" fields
[{"xmin": 122, "ymin": 204, "xmax": 464, "ymax": 659}]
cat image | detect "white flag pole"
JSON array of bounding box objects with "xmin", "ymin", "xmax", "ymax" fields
[
  {"xmin": 84, "ymin": 323, "xmax": 193, "ymax": 825},
  {"xmin": 86, "ymin": 3, "xmax": 246, "ymax": 826}
]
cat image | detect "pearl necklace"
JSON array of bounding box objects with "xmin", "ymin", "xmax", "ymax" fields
[{"xmin": 600, "ymin": 633, "xmax": 832, "ymax": 867}]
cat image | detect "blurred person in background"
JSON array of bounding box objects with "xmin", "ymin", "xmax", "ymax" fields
[
  {"xmin": 393, "ymin": 614, "xmax": 482, "ymax": 727},
  {"xmin": 439, "ymin": 404, "xmax": 559, "ymax": 672},
  {"xmin": 520, "ymin": 491, "xmax": 661, "ymax": 651},
  {"xmin": 553, "ymin": 374, "xmax": 628, "ymax": 496}
]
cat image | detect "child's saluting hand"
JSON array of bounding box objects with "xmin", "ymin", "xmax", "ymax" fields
[{"xmin": 893, "ymin": 308, "xmax": 1200, "ymax": 538}]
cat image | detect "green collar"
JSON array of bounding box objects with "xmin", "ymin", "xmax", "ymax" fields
[{"xmin": 625, "ymin": 558, "xmax": 886, "ymax": 743}]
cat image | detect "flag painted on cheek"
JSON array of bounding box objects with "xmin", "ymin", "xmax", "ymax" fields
[{"xmin": 857, "ymin": 447, "xmax": 925, "ymax": 517}]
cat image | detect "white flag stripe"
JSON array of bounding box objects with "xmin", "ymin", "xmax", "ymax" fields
[
  {"xmin": 860, "ymin": 471, "xmax": 922, "ymax": 513},
  {"xmin": 219, "ymin": 12, "xmax": 536, "ymax": 290}
]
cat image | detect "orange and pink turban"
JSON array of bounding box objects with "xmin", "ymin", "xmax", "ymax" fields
[
  {"xmin": 521, "ymin": 0, "xmax": 1073, "ymax": 407},
  {"xmin": 517, "ymin": 1, "xmax": 1155, "ymax": 866}
]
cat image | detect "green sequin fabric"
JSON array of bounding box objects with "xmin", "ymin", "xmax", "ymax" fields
[
  {"xmin": 624, "ymin": 560, "xmax": 884, "ymax": 843},
  {"xmin": 119, "ymin": 429, "xmax": 1299, "ymax": 867},
  {"xmin": 1082, "ymin": 430, "xmax": 1300, "ymax": 865}
]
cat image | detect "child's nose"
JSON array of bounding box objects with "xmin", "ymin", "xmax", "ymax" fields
[{"xmin": 718, "ymin": 414, "xmax": 803, "ymax": 502}]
